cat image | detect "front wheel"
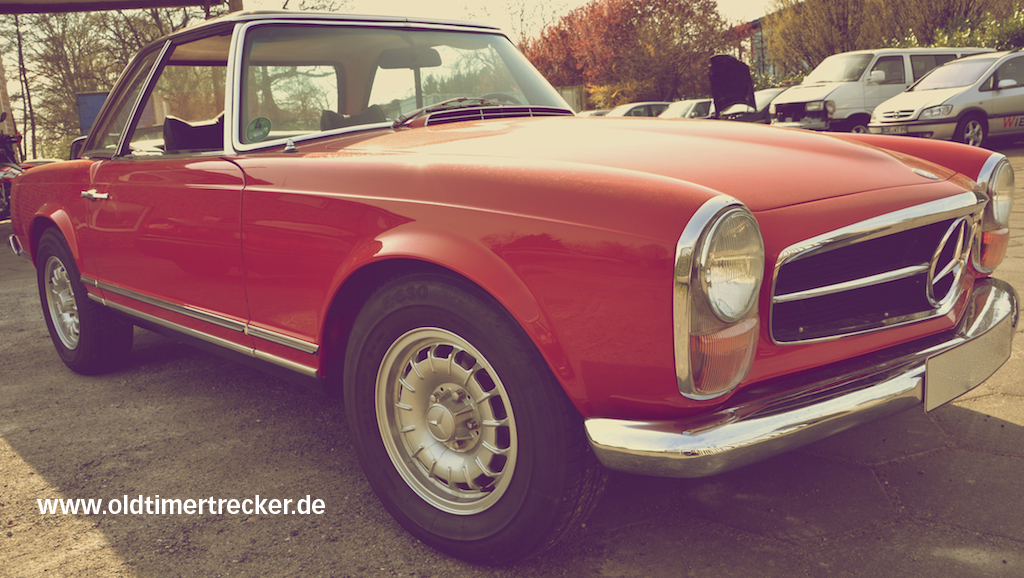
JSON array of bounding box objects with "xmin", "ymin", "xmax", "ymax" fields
[
  {"xmin": 955, "ymin": 115, "xmax": 987, "ymax": 147},
  {"xmin": 343, "ymin": 273, "xmax": 605, "ymax": 564},
  {"xmin": 36, "ymin": 228, "xmax": 133, "ymax": 374}
]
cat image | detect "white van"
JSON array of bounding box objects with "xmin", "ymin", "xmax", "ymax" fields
[{"xmin": 770, "ymin": 47, "xmax": 992, "ymax": 133}]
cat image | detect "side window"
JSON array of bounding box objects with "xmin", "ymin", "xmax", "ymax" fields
[
  {"xmin": 130, "ymin": 63, "xmax": 226, "ymax": 154},
  {"xmin": 243, "ymin": 64, "xmax": 340, "ymax": 139},
  {"xmin": 910, "ymin": 54, "xmax": 955, "ymax": 82},
  {"xmin": 125, "ymin": 35, "xmax": 230, "ymax": 155},
  {"xmin": 871, "ymin": 56, "xmax": 906, "ymax": 85},
  {"xmin": 994, "ymin": 56, "xmax": 1024, "ymax": 89},
  {"xmin": 86, "ymin": 49, "xmax": 161, "ymax": 157}
]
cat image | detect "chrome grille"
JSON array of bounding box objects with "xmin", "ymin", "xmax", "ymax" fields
[
  {"xmin": 880, "ymin": 110, "xmax": 917, "ymax": 120},
  {"xmin": 770, "ymin": 194, "xmax": 984, "ymax": 344},
  {"xmin": 424, "ymin": 106, "xmax": 574, "ymax": 126}
]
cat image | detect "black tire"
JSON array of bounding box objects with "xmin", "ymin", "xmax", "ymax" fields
[
  {"xmin": 839, "ymin": 115, "xmax": 870, "ymax": 133},
  {"xmin": 955, "ymin": 114, "xmax": 987, "ymax": 147},
  {"xmin": 343, "ymin": 273, "xmax": 605, "ymax": 564},
  {"xmin": 0, "ymin": 181, "xmax": 10, "ymax": 221},
  {"xmin": 36, "ymin": 228, "xmax": 133, "ymax": 374}
]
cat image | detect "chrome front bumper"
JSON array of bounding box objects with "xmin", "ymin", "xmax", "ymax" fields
[{"xmin": 586, "ymin": 278, "xmax": 1018, "ymax": 478}]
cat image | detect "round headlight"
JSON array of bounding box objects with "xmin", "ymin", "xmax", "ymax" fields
[
  {"xmin": 698, "ymin": 208, "xmax": 765, "ymax": 323},
  {"xmin": 988, "ymin": 158, "xmax": 1014, "ymax": 228}
]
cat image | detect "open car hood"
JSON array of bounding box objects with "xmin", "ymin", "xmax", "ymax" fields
[{"xmin": 709, "ymin": 55, "xmax": 756, "ymax": 118}]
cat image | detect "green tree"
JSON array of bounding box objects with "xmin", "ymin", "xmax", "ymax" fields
[
  {"xmin": 763, "ymin": 0, "xmax": 1016, "ymax": 77},
  {"xmin": 4, "ymin": 7, "xmax": 226, "ymax": 159},
  {"xmin": 521, "ymin": 0, "xmax": 729, "ymax": 107}
]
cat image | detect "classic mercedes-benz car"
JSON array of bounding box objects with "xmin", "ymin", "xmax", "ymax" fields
[{"xmin": 7, "ymin": 11, "xmax": 1018, "ymax": 564}]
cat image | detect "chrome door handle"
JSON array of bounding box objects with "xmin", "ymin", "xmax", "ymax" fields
[{"xmin": 81, "ymin": 189, "xmax": 109, "ymax": 201}]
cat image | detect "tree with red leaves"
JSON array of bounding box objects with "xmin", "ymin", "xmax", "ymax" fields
[{"xmin": 520, "ymin": 0, "xmax": 729, "ymax": 107}]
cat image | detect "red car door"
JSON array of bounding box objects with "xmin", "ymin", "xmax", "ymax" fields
[{"xmin": 86, "ymin": 156, "xmax": 251, "ymax": 344}]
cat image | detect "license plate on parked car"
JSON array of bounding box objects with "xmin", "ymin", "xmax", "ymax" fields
[{"xmin": 883, "ymin": 126, "xmax": 908, "ymax": 135}]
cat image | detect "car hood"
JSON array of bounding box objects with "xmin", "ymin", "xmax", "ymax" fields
[
  {"xmin": 874, "ymin": 87, "xmax": 964, "ymax": 116},
  {"xmin": 771, "ymin": 83, "xmax": 839, "ymax": 104},
  {"xmin": 710, "ymin": 55, "xmax": 756, "ymax": 116},
  {"xmin": 343, "ymin": 116, "xmax": 955, "ymax": 212}
]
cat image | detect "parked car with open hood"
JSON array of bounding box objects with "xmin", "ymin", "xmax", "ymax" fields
[
  {"xmin": 868, "ymin": 49, "xmax": 1024, "ymax": 147},
  {"xmin": 771, "ymin": 47, "xmax": 993, "ymax": 133},
  {"xmin": 719, "ymin": 87, "xmax": 787, "ymax": 123},
  {"xmin": 7, "ymin": 11, "xmax": 1018, "ymax": 564}
]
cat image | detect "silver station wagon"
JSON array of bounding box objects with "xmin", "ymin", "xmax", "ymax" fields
[{"xmin": 869, "ymin": 50, "xmax": 1024, "ymax": 146}]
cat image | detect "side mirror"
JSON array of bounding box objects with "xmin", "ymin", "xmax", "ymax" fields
[
  {"xmin": 998, "ymin": 78, "xmax": 1018, "ymax": 89},
  {"xmin": 70, "ymin": 136, "xmax": 87, "ymax": 160},
  {"xmin": 868, "ymin": 70, "xmax": 886, "ymax": 84}
]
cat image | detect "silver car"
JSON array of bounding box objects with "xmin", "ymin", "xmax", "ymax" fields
[
  {"xmin": 659, "ymin": 98, "xmax": 713, "ymax": 119},
  {"xmin": 868, "ymin": 50, "xmax": 1024, "ymax": 147}
]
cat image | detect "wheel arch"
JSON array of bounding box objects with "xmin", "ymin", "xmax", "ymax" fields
[
  {"xmin": 29, "ymin": 210, "xmax": 78, "ymax": 265},
  {"xmin": 956, "ymin": 107, "xmax": 989, "ymax": 124},
  {"xmin": 319, "ymin": 248, "xmax": 579, "ymax": 409}
]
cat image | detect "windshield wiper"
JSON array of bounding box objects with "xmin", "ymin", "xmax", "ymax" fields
[{"xmin": 392, "ymin": 97, "xmax": 504, "ymax": 128}]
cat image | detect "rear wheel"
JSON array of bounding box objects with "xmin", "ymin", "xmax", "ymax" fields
[
  {"xmin": 36, "ymin": 228, "xmax": 133, "ymax": 374},
  {"xmin": 955, "ymin": 115, "xmax": 986, "ymax": 147},
  {"xmin": 343, "ymin": 273, "xmax": 605, "ymax": 564}
]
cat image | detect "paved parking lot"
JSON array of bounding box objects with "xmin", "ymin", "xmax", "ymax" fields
[{"xmin": 2, "ymin": 144, "xmax": 1023, "ymax": 577}]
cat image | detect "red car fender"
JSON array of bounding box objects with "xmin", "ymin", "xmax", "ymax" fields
[
  {"xmin": 28, "ymin": 206, "xmax": 80, "ymax": 265},
  {"xmin": 325, "ymin": 223, "xmax": 581, "ymax": 405},
  {"xmin": 842, "ymin": 133, "xmax": 994, "ymax": 181}
]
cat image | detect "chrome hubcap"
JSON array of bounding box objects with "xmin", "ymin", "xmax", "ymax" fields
[
  {"xmin": 964, "ymin": 121, "xmax": 983, "ymax": 146},
  {"xmin": 44, "ymin": 255, "xmax": 80, "ymax": 349},
  {"xmin": 376, "ymin": 328, "xmax": 517, "ymax": 515}
]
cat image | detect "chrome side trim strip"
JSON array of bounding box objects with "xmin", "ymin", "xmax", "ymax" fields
[
  {"xmin": 586, "ymin": 278, "xmax": 1016, "ymax": 479},
  {"xmin": 88, "ymin": 292, "xmax": 319, "ymax": 379},
  {"xmin": 246, "ymin": 325, "xmax": 320, "ymax": 355},
  {"xmin": 81, "ymin": 277, "xmax": 320, "ymax": 357},
  {"xmin": 93, "ymin": 279, "xmax": 247, "ymax": 333},
  {"xmin": 773, "ymin": 264, "xmax": 930, "ymax": 304}
]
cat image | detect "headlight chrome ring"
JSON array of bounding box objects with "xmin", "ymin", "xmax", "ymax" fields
[{"xmin": 697, "ymin": 207, "xmax": 765, "ymax": 323}]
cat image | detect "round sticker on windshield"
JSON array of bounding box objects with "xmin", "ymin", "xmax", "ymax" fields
[{"xmin": 246, "ymin": 117, "xmax": 271, "ymax": 142}]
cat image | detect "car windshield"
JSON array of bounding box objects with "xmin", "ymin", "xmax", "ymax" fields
[
  {"xmin": 804, "ymin": 53, "xmax": 874, "ymax": 83},
  {"xmin": 238, "ymin": 24, "xmax": 568, "ymax": 144},
  {"xmin": 660, "ymin": 101, "xmax": 695, "ymax": 118},
  {"xmin": 754, "ymin": 88, "xmax": 785, "ymax": 109},
  {"xmin": 910, "ymin": 57, "xmax": 999, "ymax": 90}
]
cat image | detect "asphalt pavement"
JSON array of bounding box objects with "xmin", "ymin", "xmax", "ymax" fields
[{"xmin": 1, "ymin": 144, "xmax": 1023, "ymax": 577}]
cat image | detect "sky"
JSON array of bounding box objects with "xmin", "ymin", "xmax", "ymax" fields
[{"xmin": 244, "ymin": 0, "xmax": 773, "ymax": 38}]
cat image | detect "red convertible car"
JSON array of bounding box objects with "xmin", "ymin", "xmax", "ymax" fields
[{"xmin": 7, "ymin": 11, "xmax": 1018, "ymax": 564}]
